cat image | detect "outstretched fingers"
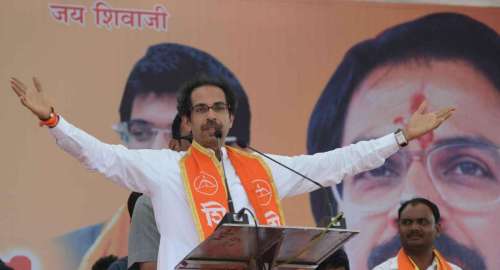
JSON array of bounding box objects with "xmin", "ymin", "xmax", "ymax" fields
[
  {"xmin": 431, "ymin": 107, "xmax": 455, "ymax": 129},
  {"xmin": 416, "ymin": 100, "xmax": 428, "ymax": 114},
  {"xmin": 436, "ymin": 107, "xmax": 455, "ymax": 121},
  {"xmin": 10, "ymin": 77, "xmax": 27, "ymax": 97},
  {"xmin": 33, "ymin": 77, "xmax": 43, "ymax": 93}
]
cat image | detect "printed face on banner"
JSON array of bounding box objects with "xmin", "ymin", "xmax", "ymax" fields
[
  {"xmin": 336, "ymin": 60, "xmax": 500, "ymax": 270},
  {"xmin": 127, "ymin": 93, "xmax": 178, "ymax": 150}
]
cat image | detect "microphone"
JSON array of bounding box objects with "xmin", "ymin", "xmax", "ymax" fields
[
  {"xmin": 214, "ymin": 129, "xmax": 223, "ymax": 140},
  {"xmin": 240, "ymin": 139, "xmax": 344, "ymax": 228},
  {"xmin": 215, "ymin": 129, "xmax": 249, "ymax": 225}
]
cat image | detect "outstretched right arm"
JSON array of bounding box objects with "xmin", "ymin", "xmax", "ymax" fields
[{"xmin": 9, "ymin": 77, "xmax": 171, "ymax": 196}]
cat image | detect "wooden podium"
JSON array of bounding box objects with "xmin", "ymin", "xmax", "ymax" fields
[{"xmin": 175, "ymin": 223, "xmax": 358, "ymax": 270}]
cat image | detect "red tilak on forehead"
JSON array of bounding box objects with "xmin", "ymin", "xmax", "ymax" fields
[
  {"xmin": 393, "ymin": 116, "xmax": 404, "ymax": 125},
  {"xmin": 418, "ymin": 133, "xmax": 434, "ymax": 150},
  {"xmin": 412, "ymin": 92, "xmax": 434, "ymax": 149},
  {"xmin": 392, "ymin": 92, "xmax": 434, "ymax": 149}
]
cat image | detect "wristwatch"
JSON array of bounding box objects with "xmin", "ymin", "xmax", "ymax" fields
[{"xmin": 394, "ymin": 128, "xmax": 408, "ymax": 147}]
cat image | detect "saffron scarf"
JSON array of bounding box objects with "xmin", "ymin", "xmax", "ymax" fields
[{"xmin": 180, "ymin": 141, "xmax": 285, "ymax": 241}]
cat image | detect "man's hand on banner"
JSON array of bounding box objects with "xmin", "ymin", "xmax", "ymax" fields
[{"xmin": 404, "ymin": 100, "xmax": 455, "ymax": 141}]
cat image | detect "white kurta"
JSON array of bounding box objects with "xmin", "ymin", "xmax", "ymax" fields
[{"xmin": 50, "ymin": 116, "xmax": 400, "ymax": 270}]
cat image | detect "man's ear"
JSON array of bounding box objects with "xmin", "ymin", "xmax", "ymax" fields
[
  {"xmin": 182, "ymin": 115, "xmax": 192, "ymax": 128},
  {"xmin": 435, "ymin": 222, "xmax": 442, "ymax": 236},
  {"xmin": 396, "ymin": 219, "xmax": 402, "ymax": 234},
  {"xmin": 181, "ymin": 115, "xmax": 192, "ymax": 134},
  {"xmin": 228, "ymin": 113, "xmax": 234, "ymax": 129}
]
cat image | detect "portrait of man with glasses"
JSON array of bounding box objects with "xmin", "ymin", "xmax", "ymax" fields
[{"xmin": 308, "ymin": 13, "xmax": 499, "ymax": 270}]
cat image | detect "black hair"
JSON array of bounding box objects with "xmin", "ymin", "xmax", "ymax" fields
[
  {"xmin": 127, "ymin": 192, "xmax": 143, "ymax": 219},
  {"xmin": 177, "ymin": 73, "xmax": 237, "ymax": 118},
  {"xmin": 118, "ymin": 43, "xmax": 251, "ymax": 145},
  {"xmin": 170, "ymin": 113, "xmax": 193, "ymax": 143},
  {"xmin": 171, "ymin": 114, "xmax": 182, "ymax": 140},
  {"xmin": 91, "ymin": 255, "xmax": 118, "ymax": 270},
  {"xmin": 0, "ymin": 259, "xmax": 13, "ymax": 270},
  {"xmin": 309, "ymin": 12, "xmax": 500, "ymax": 223},
  {"xmin": 316, "ymin": 248, "xmax": 350, "ymax": 270},
  {"xmin": 398, "ymin": 197, "xmax": 441, "ymax": 224}
]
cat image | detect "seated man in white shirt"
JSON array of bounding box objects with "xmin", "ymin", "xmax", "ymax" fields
[{"xmin": 373, "ymin": 198, "xmax": 462, "ymax": 270}]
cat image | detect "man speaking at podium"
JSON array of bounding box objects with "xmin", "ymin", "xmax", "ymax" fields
[{"xmin": 9, "ymin": 74, "xmax": 453, "ymax": 269}]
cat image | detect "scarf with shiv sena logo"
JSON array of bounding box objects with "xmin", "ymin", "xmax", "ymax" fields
[
  {"xmin": 397, "ymin": 248, "xmax": 453, "ymax": 270},
  {"xmin": 180, "ymin": 141, "xmax": 285, "ymax": 241}
]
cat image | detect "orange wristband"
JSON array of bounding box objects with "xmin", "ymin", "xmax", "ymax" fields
[{"xmin": 39, "ymin": 111, "xmax": 60, "ymax": 128}]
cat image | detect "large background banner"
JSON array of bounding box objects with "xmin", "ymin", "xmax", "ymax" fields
[{"xmin": 1, "ymin": 1, "xmax": 499, "ymax": 270}]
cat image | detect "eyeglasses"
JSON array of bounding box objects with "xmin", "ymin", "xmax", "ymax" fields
[
  {"xmin": 112, "ymin": 119, "xmax": 172, "ymax": 144},
  {"xmin": 336, "ymin": 138, "xmax": 500, "ymax": 213},
  {"xmin": 191, "ymin": 102, "xmax": 229, "ymax": 114}
]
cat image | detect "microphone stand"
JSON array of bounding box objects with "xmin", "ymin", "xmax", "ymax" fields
[
  {"xmin": 243, "ymin": 142, "xmax": 345, "ymax": 228},
  {"xmin": 243, "ymin": 142, "xmax": 349, "ymax": 270},
  {"xmin": 214, "ymin": 130, "xmax": 249, "ymax": 225}
]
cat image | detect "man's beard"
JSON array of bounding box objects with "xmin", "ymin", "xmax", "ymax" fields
[{"xmin": 366, "ymin": 233, "xmax": 486, "ymax": 270}]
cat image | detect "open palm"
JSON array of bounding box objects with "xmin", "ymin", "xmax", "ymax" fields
[
  {"xmin": 405, "ymin": 101, "xmax": 455, "ymax": 141},
  {"xmin": 10, "ymin": 77, "xmax": 53, "ymax": 120}
]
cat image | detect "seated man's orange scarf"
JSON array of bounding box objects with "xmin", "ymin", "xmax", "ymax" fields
[
  {"xmin": 397, "ymin": 248, "xmax": 453, "ymax": 270},
  {"xmin": 180, "ymin": 141, "xmax": 285, "ymax": 241}
]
